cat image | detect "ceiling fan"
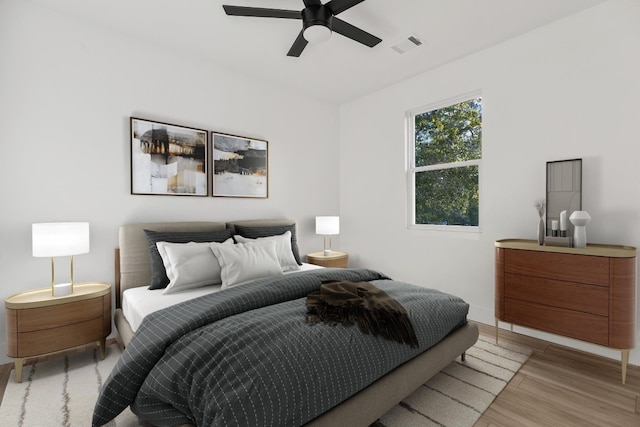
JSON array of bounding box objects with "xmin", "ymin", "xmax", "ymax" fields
[{"xmin": 223, "ymin": 0, "xmax": 382, "ymax": 57}]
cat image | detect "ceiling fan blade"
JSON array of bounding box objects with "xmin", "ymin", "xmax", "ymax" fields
[
  {"xmin": 287, "ymin": 31, "xmax": 308, "ymax": 57},
  {"xmin": 223, "ymin": 5, "xmax": 301, "ymax": 19},
  {"xmin": 303, "ymin": 0, "xmax": 322, "ymax": 6},
  {"xmin": 331, "ymin": 17, "xmax": 381, "ymax": 47},
  {"xmin": 325, "ymin": 0, "xmax": 366, "ymax": 15}
]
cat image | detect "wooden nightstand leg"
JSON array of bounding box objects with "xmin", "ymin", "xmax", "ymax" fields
[
  {"xmin": 98, "ymin": 338, "xmax": 106, "ymax": 360},
  {"xmin": 621, "ymin": 349, "xmax": 629, "ymax": 384},
  {"xmin": 495, "ymin": 318, "xmax": 499, "ymax": 344},
  {"xmin": 13, "ymin": 358, "xmax": 25, "ymax": 383}
]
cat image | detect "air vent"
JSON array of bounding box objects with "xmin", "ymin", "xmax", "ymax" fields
[{"xmin": 391, "ymin": 34, "xmax": 424, "ymax": 54}]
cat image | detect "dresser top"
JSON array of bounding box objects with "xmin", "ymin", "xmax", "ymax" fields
[{"xmin": 495, "ymin": 239, "xmax": 636, "ymax": 258}]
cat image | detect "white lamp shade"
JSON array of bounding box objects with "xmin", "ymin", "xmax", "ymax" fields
[
  {"xmin": 316, "ymin": 216, "xmax": 340, "ymax": 235},
  {"xmin": 32, "ymin": 222, "xmax": 90, "ymax": 257}
]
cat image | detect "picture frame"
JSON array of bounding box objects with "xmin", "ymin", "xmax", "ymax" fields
[
  {"xmin": 130, "ymin": 117, "xmax": 208, "ymax": 196},
  {"xmin": 212, "ymin": 132, "xmax": 268, "ymax": 198}
]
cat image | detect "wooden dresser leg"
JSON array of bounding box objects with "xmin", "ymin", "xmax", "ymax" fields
[
  {"xmin": 14, "ymin": 358, "xmax": 25, "ymax": 383},
  {"xmin": 495, "ymin": 318, "xmax": 499, "ymax": 344},
  {"xmin": 621, "ymin": 349, "xmax": 629, "ymax": 384},
  {"xmin": 461, "ymin": 352, "xmax": 466, "ymax": 362}
]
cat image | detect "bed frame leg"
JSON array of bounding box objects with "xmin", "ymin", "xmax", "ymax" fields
[{"xmin": 461, "ymin": 352, "xmax": 466, "ymax": 362}]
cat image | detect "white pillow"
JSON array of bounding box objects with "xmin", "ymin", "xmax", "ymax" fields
[
  {"xmin": 210, "ymin": 239, "xmax": 284, "ymax": 289},
  {"xmin": 233, "ymin": 230, "xmax": 300, "ymax": 272},
  {"xmin": 157, "ymin": 239, "xmax": 233, "ymax": 295}
]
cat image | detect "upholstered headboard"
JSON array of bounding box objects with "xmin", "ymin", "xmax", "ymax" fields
[{"xmin": 115, "ymin": 219, "xmax": 297, "ymax": 307}]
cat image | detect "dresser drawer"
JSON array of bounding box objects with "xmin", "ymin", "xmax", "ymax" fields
[
  {"xmin": 15, "ymin": 318, "xmax": 104, "ymax": 357},
  {"xmin": 504, "ymin": 298, "xmax": 608, "ymax": 346},
  {"xmin": 16, "ymin": 298, "xmax": 104, "ymax": 333},
  {"xmin": 505, "ymin": 273, "xmax": 609, "ymax": 316},
  {"xmin": 504, "ymin": 249, "xmax": 609, "ymax": 286}
]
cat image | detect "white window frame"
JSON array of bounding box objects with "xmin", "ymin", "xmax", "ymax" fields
[{"xmin": 406, "ymin": 92, "xmax": 482, "ymax": 232}]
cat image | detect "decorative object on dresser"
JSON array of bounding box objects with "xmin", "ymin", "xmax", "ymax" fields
[
  {"xmin": 306, "ymin": 250, "xmax": 349, "ymax": 268},
  {"xmin": 494, "ymin": 239, "xmax": 636, "ymax": 383},
  {"xmin": 212, "ymin": 132, "xmax": 268, "ymax": 198},
  {"xmin": 559, "ymin": 209, "xmax": 568, "ymax": 237},
  {"xmin": 569, "ymin": 210, "xmax": 591, "ymax": 248},
  {"xmin": 130, "ymin": 117, "xmax": 208, "ymax": 196},
  {"xmin": 32, "ymin": 222, "xmax": 90, "ymax": 296},
  {"xmin": 534, "ymin": 198, "xmax": 545, "ymax": 245},
  {"xmin": 315, "ymin": 215, "xmax": 340, "ymax": 255},
  {"xmin": 5, "ymin": 282, "xmax": 112, "ymax": 383}
]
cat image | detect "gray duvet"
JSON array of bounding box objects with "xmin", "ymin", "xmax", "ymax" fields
[{"xmin": 92, "ymin": 268, "xmax": 469, "ymax": 427}]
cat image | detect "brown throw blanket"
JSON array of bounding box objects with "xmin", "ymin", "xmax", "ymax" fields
[{"xmin": 306, "ymin": 280, "xmax": 419, "ymax": 348}]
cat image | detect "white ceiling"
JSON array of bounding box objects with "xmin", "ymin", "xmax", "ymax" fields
[{"xmin": 29, "ymin": 0, "xmax": 607, "ymax": 104}]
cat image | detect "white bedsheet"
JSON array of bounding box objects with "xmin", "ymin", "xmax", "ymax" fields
[{"xmin": 122, "ymin": 263, "xmax": 323, "ymax": 332}]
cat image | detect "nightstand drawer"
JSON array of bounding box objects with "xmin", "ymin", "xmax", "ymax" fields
[
  {"xmin": 16, "ymin": 318, "xmax": 105, "ymax": 357},
  {"xmin": 310, "ymin": 257, "xmax": 348, "ymax": 268},
  {"xmin": 16, "ymin": 298, "xmax": 103, "ymax": 333}
]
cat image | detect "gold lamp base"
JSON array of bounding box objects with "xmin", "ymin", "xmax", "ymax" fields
[{"xmin": 50, "ymin": 255, "xmax": 75, "ymax": 297}]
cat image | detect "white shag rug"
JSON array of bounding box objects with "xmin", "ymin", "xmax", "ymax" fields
[
  {"xmin": 373, "ymin": 336, "xmax": 532, "ymax": 427},
  {"xmin": 0, "ymin": 345, "xmax": 141, "ymax": 427},
  {"xmin": 0, "ymin": 336, "xmax": 531, "ymax": 427}
]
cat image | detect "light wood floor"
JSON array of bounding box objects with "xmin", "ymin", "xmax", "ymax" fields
[
  {"xmin": 0, "ymin": 326, "xmax": 638, "ymax": 426},
  {"xmin": 474, "ymin": 322, "xmax": 640, "ymax": 426}
]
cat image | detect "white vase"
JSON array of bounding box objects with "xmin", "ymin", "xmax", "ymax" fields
[{"xmin": 569, "ymin": 210, "xmax": 591, "ymax": 248}]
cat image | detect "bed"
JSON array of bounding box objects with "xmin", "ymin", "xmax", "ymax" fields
[{"xmin": 93, "ymin": 219, "xmax": 479, "ymax": 427}]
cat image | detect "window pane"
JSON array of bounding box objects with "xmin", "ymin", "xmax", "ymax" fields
[
  {"xmin": 415, "ymin": 166, "xmax": 479, "ymax": 226},
  {"xmin": 414, "ymin": 98, "xmax": 482, "ymax": 167}
]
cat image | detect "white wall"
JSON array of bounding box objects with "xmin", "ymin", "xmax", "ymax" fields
[
  {"xmin": 340, "ymin": 0, "xmax": 640, "ymax": 365},
  {"xmin": 2, "ymin": 0, "xmax": 638, "ymax": 370},
  {"xmin": 0, "ymin": 1, "xmax": 340, "ymax": 362}
]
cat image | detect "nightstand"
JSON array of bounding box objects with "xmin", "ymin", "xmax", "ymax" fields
[
  {"xmin": 306, "ymin": 251, "xmax": 349, "ymax": 268},
  {"xmin": 5, "ymin": 282, "xmax": 112, "ymax": 383}
]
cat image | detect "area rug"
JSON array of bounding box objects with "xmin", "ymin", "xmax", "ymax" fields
[
  {"xmin": 0, "ymin": 336, "xmax": 531, "ymax": 427},
  {"xmin": 0, "ymin": 345, "xmax": 141, "ymax": 426},
  {"xmin": 373, "ymin": 336, "xmax": 532, "ymax": 427}
]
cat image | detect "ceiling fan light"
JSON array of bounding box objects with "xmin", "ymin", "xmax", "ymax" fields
[{"xmin": 303, "ymin": 24, "xmax": 332, "ymax": 43}]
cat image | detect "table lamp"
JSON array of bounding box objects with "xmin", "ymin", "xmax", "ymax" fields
[
  {"xmin": 32, "ymin": 222, "xmax": 90, "ymax": 296},
  {"xmin": 315, "ymin": 216, "xmax": 339, "ymax": 256}
]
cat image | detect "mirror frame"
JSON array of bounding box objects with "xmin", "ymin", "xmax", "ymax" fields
[{"xmin": 546, "ymin": 158, "xmax": 582, "ymax": 237}]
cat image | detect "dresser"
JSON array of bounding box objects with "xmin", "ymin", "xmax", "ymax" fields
[{"xmin": 494, "ymin": 239, "xmax": 636, "ymax": 383}]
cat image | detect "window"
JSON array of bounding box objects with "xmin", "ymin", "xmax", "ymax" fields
[{"xmin": 408, "ymin": 95, "xmax": 482, "ymax": 229}]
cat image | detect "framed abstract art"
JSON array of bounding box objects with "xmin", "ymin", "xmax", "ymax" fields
[
  {"xmin": 130, "ymin": 118, "xmax": 208, "ymax": 196},
  {"xmin": 211, "ymin": 132, "xmax": 268, "ymax": 198}
]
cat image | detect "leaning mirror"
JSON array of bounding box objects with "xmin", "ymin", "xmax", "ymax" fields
[{"xmin": 546, "ymin": 158, "xmax": 582, "ymax": 237}]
